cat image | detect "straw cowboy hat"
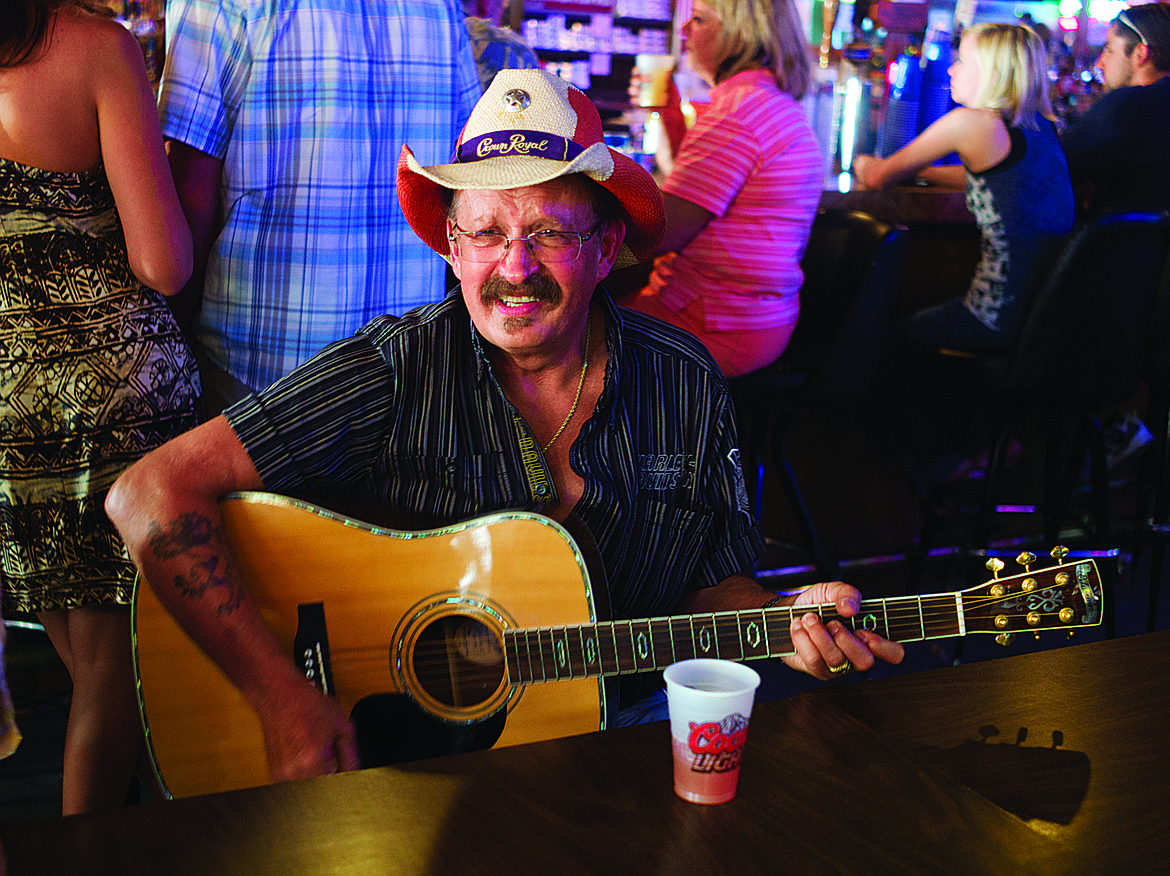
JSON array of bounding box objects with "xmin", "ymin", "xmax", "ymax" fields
[{"xmin": 397, "ymin": 68, "xmax": 666, "ymax": 268}]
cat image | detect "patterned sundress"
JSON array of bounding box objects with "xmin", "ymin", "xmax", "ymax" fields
[{"xmin": 0, "ymin": 158, "xmax": 200, "ymax": 612}]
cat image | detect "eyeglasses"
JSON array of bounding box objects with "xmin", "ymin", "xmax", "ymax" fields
[
  {"xmin": 448, "ymin": 223, "xmax": 602, "ymax": 264},
  {"xmin": 1118, "ymin": 9, "xmax": 1148, "ymax": 46}
]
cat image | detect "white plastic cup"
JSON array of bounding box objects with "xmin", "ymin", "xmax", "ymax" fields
[{"xmin": 663, "ymin": 659, "xmax": 761, "ymax": 804}]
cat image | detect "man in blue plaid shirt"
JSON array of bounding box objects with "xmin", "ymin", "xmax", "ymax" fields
[{"xmin": 159, "ymin": 0, "xmax": 481, "ymax": 414}]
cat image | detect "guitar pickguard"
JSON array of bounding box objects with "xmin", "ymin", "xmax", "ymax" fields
[{"xmin": 351, "ymin": 694, "xmax": 506, "ymax": 765}]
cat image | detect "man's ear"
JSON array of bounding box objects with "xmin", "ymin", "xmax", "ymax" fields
[
  {"xmin": 596, "ymin": 220, "xmax": 627, "ymax": 278},
  {"xmin": 1134, "ymin": 41, "xmax": 1151, "ymax": 69},
  {"xmin": 447, "ymin": 222, "xmax": 463, "ymax": 280}
]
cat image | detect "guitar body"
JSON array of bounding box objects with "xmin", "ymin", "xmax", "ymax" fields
[{"xmin": 133, "ymin": 493, "xmax": 603, "ymax": 799}]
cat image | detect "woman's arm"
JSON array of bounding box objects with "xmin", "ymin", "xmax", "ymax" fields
[
  {"xmin": 165, "ymin": 141, "xmax": 225, "ymax": 337},
  {"xmin": 656, "ymin": 193, "xmax": 716, "ymax": 256},
  {"xmin": 93, "ymin": 20, "xmax": 193, "ymax": 296},
  {"xmin": 916, "ymin": 164, "xmax": 968, "ymax": 188},
  {"xmin": 853, "ymin": 107, "xmax": 1009, "ymax": 189}
]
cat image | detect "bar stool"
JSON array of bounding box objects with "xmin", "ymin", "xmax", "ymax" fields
[
  {"xmin": 910, "ymin": 212, "xmax": 1170, "ymax": 639},
  {"xmin": 730, "ymin": 209, "xmax": 907, "ymax": 577},
  {"xmin": 1134, "ymin": 223, "xmax": 1170, "ymax": 631}
]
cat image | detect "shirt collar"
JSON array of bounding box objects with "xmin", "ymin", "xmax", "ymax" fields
[{"xmin": 711, "ymin": 67, "xmax": 775, "ymax": 99}]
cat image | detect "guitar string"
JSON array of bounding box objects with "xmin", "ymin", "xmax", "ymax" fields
[
  {"xmin": 317, "ymin": 586, "xmax": 1091, "ymax": 679},
  {"xmin": 396, "ymin": 594, "xmax": 1082, "ymax": 678},
  {"xmin": 291, "ymin": 569, "xmax": 1091, "ymax": 667},
  {"xmin": 393, "ymin": 593, "xmax": 1083, "ymax": 651}
]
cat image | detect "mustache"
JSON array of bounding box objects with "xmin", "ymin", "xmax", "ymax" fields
[{"xmin": 481, "ymin": 273, "xmax": 561, "ymax": 307}]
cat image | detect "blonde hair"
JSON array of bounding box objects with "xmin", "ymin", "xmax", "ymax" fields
[
  {"xmin": 964, "ymin": 23, "xmax": 1054, "ymax": 128},
  {"xmin": 703, "ymin": 0, "xmax": 811, "ymax": 100}
]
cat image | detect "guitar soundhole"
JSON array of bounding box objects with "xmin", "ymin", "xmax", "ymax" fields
[{"xmin": 413, "ymin": 615, "xmax": 505, "ymax": 708}]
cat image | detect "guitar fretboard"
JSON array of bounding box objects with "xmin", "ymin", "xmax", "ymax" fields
[{"xmin": 502, "ymin": 593, "xmax": 964, "ymax": 685}]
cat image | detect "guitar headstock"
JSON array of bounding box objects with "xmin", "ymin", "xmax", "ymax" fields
[{"xmin": 961, "ymin": 547, "xmax": 1103, "ymax": 643}]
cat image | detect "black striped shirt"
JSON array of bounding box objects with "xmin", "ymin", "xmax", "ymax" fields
[{"xmin": 226, "ymin": 290, "xmax": 763, "ymax": 620}]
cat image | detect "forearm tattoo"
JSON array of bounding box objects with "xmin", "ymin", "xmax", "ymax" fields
[{"xmin": 147, "ymin": 513, "xmax": 243, "ymax": 615}]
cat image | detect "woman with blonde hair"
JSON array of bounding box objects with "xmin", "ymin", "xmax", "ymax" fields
[
  {"xmin": 620, "ymin": 0, "xmax": 823, "ymax": 377},
  {"xmin": 1, "ymin": 0, "xmax": 200, "ymax": 813},
  {"xmin": 854, "ymin": 23, "xmax": 1074, "ymax": 351}
]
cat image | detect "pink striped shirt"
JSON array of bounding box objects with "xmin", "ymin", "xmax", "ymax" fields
[{"xmin": 660, "ymin": 69, "xmax": 823, "ymax": 331}]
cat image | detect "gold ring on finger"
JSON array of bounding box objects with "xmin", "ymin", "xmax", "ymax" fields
[{"xmin": 828, "ymin": 658, "xmax": 853, "ymax": 677}]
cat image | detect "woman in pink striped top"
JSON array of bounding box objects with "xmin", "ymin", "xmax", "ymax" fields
[{"xmin": 620, "ymin": 0, "xmax": 823, "ymax": 377}]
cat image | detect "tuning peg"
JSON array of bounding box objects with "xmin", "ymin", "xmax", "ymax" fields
[
  {"xmin": 1016, "ymin": 551, "xmax": 1036, "ymax": 570},
  {"xmin": 1050, "ymin": 545, "xmax": 1069, "ymax": 564},
  {"xmin": 995, "ymin": 633, "xmax": 1014, "ymax": 646},
  {"xmin": 986, "ymin": 557, "xmax": 1007, "ymax": 595}
]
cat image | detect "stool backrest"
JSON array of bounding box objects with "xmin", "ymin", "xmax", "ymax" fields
[
  {"xmin": 1004, "ymin": 211, "xmax": 1170, "ymax": 405},
  {"xmin": 781, "ymin": 209, "xmax": 908, "ymax": 406}
]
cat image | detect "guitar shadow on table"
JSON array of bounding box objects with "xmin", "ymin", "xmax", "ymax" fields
[{"xmin": 916, "ymin": 725, "xmax": 1091, "ymax": 825}]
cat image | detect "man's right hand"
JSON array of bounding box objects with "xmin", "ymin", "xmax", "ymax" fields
[
  {"xmin": 254, "ymin": 671, "xmax": 361, "ymax": 782},
  {"xmin": 106, "ymin": 415, "xmax": 362, "ymax": 785}
]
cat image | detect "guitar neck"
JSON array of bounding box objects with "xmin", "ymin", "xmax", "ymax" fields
[{"xmin": 503, "ymin": 593, "xmax": 963, "ymax": 685}]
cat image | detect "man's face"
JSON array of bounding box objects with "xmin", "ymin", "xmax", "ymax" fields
[
  {"xmin": 449, "ymin": 178, "xmax": 623, "ymax": 361},
  {"xmin": 1096, "ymin": 24, "xmax": 1139, "ymax": 91}
]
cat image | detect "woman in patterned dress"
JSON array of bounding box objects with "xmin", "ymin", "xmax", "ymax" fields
[{"xmin": 1, "ymin": 0, "xmax": 198, "ymax": 814}]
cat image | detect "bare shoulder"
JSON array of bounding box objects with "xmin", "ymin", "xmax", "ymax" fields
[
  {"xmin": 945, "ymin": 106, "xmax": 1007, "ymax": 135},
  {"xmin": 51, "ymin": 5, "xmax": 142, "ymax": 76},
  {"xmin": 946, "ymin": 107, "xmax": 1011, "ymax": 171}
]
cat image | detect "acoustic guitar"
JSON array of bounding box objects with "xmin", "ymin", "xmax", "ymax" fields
[{"xmin": 133, "ymin": 491, "xmax": 1104, "ymax": 799}]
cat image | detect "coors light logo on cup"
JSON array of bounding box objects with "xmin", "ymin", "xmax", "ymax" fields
[{"xmin": 685, "ymin": 713, "xmax": 749, "ymax": 773}]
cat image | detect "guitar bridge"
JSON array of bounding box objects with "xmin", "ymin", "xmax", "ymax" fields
[{"xmin": 294, "ymin": 602, "xmax": 336, "ymax": 696}]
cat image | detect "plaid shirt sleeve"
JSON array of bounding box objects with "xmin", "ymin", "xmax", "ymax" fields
[{"xmin": 158, "ymin": 0, "xmax": 250, "ymax": 158}]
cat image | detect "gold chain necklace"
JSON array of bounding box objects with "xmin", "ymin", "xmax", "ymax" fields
[{"xmin": 542, "ymin": 317, "xmax": 591, "ymax": 453}]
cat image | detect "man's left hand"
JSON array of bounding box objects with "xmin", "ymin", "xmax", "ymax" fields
[{"xmin": 782, "ymin": 581, "xmax": 905, "ymax": 680}]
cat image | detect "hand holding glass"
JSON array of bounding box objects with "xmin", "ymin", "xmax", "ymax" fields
[{"xmin": 634, "ymin": 54, "xmax": 675, "ymax": 107}]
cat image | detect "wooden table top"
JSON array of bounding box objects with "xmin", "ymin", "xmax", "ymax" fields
[{"xmin": 2, "ymin": 630, "xmax": 1166, "ymax": 875}]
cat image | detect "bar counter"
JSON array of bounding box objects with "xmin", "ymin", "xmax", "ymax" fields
[
  {"xmin": 1, "ymin": 630, "xmax": 1166, "ymax": 875},
  {"xmin": 820, "ymin": 175, "xmax": 974, "ymax": 226},
  {"xmin": 820, "ymin": 175, "xmax": 980, "ymax": 313}
]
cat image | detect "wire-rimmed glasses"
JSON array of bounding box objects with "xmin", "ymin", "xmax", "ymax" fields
[{"xmin": 448, "ymin": 223, "xmax": 602, "ymax": 263}]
